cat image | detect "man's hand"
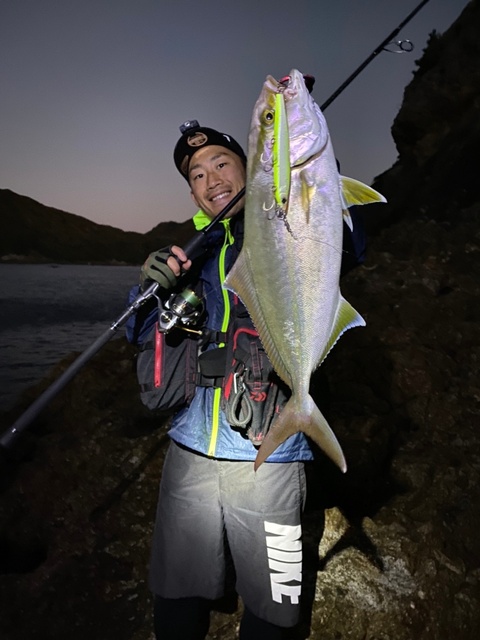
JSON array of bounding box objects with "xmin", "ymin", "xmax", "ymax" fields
[{"xmin": 140, "ymin": 245, "xmax": 192, "ymax": 290}]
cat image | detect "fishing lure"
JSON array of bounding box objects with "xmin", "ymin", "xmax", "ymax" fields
[{"xmin": 272, "ymin": 91, "xmax": 290, "ymax": 214}]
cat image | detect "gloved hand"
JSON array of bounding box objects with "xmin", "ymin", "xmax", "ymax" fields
[{"xmin": 140, "ymin": 247, "xmax": 180, "ymax": 291}]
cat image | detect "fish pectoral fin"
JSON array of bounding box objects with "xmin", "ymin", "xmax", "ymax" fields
[
  {"xmin": 340, "ymin": 175, "xmax": 387, "ymax": 208},
  {"xmin": 319, "ymin": 295, "xmax": 366, "ymax": 365},
  {"xmin": 254, "ymin": 393, "xmax": 347, "ymax": 473},
  {"xmin": 342, "ymin": 208, "xmax": 354, "ymax": 231}
]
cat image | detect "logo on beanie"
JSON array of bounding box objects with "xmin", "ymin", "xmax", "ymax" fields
[{"xmin": 187, "ymin": 132, "xmax": 208, "ymax": 148}]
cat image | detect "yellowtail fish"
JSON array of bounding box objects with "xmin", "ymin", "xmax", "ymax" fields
[{"xmin": 224, "ymin": 69, "xmax": 386, "ymax": 471}]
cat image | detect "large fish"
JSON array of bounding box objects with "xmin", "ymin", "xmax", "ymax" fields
[{"xmin": 224, "ymin": 69, "xmax": 386, "ymax": 472}]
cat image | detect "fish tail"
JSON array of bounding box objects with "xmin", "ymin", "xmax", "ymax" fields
[{"xmin": 254, "ymin": 393, "xmax": 347, "ymax": 473}]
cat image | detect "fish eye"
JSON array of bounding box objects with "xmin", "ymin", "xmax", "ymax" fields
[{"xmin": 262, "ymin": 109, "xmax": 274, "ymax": 124}]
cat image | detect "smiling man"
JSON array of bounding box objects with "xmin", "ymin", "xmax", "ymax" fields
[
  {"xmin": 129, "ymin": 120, "xmax": 314, "ymax": 640},
  {"xmin": 127, "ymin": 117, "xmax": 366, "ymax": 640},
  {"xmin": 151, "ymin": 124, "xmax": 247, "ymax": 278},
  {"xmin": 188, "ymin": 151, "xmax": 246, "ymax": 220}
]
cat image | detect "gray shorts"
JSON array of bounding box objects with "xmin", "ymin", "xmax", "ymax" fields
[{"xmin": 149, "ymin": 441, "xmax": 306, "ymax": 627}]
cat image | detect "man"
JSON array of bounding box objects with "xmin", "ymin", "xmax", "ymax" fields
[{"xmin": 127, "ymin": 119, "xmax": 365, "ymax": 639}]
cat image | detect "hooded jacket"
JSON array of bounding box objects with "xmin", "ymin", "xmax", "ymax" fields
[
  {"xmin": 127, "ymin": 210, "xmax": 313, "ymax": 461},
  {"xmin": 127, "ymin": 206, "xmax": 365, "ymax": 461}
]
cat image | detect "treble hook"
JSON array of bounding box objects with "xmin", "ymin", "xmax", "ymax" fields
[
  {"xmin": 383, "ymin": 39, "xmax": 414, "ymax": 53},
  {"xmin": 262, "ymin": 200, "xmax": 276, "ymax": 219}
]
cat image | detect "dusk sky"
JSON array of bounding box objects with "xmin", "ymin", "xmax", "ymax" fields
[{"xmin": 1, "ymin": 0, "xmax": 470, "ymax": 233}]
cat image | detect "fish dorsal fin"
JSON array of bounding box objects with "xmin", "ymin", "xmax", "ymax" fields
[
  {"xmin": 224, "ymin": 251, "xmax": 291, "ymax": 386},
  {"xmin": 318, "ymin": 295, "xmax": 366, "ymax": 366},
  {"xmin": 340, "ymin": 176, "xmax": 387, "ymax": 208}
]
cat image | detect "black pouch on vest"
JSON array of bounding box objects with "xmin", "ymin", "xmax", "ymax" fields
[
  {"xmin": 198, "ymin": 344, "xmax": 227, "ymax": 388},
  {"xmin": 221, "ymin": 301, "xmax": 290, "ymax": 446},
  {"xmin": 136, "ymin": 322, "xmax": 199, "ymax": 411}
]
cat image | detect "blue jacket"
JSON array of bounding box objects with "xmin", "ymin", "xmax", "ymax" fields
[{"xmin": 127, "ymin": 209, "xmax": 365, "ymax": 462}]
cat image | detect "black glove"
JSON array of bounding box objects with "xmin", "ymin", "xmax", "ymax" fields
[{"xmin": 140, "ymin": 247, "xmax": 179, "ymax": 291}]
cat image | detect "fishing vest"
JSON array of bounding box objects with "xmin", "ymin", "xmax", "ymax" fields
[{"xmin": 135, "ymin": 292, "xmax": 290, "ymax": 446}]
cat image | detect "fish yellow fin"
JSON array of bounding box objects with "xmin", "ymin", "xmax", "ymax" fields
[
  {"xmin": 340, "ymin": 176, "xmax": 387, "ymax": 208},
  {"xmin": 318, "ymin": 295, "xmax": 366, "ymax": 366},
  {"xmin": 254, "ymin": 393, "xmax": 347, "ymax": 472},
  {"xmin": 342, "ymin": 208, "xmax": 353, "ymax": 231}
]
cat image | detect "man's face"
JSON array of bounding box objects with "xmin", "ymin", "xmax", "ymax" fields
[{"xmin": 188, "ymin": 145, "xmax": 246, "ymax": 219}]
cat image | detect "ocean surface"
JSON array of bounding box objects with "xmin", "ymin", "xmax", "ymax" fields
[{"xmin": 0, "ymin": 264, "xmax": 140, "ymax": 412}]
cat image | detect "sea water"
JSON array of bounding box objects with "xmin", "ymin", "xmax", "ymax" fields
[{"xmin": 0, "ymin": 264, "xmax": 140, "ymax": 411}]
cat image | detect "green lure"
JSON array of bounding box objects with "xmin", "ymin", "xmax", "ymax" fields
[{"xmin": 272, "ymin": 92, "xmax": 290, "ymax": 212}]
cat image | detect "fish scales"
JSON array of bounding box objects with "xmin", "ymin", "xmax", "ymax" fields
[{"xmin": 225, "ymin": 69, "xmax": 385, "ymax": 471}]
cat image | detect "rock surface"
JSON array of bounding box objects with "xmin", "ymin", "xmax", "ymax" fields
[{"xmin": 1, "ymin": 2, "xmax": 479, "ymax": 638}]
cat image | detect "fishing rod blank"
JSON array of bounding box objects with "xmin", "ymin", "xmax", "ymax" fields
[
  {"xmin": 0, "ymin": 285, "xmax": 157, "ymax": 450},
  {"xmin": 320, "ymin": 0, "xmax": 432, "ymax": 111},
  {"xmin": 0, "ymin": 188, "xmax": 245, "ymax": 450}
]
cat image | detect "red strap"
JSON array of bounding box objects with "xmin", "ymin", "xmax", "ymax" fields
[{"xmin": 154, "ymin": 323, "xmax": 163, "ymax": 388}]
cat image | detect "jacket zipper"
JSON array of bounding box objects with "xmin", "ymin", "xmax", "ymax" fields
[{"xmin": 207, "ymin": 223, "xmax": 233, "ymax": 456}]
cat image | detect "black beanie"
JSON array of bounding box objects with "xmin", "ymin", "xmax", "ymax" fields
[{"xmin": 173, "ymin": 120, "xmax": 246, "ymax": 181}]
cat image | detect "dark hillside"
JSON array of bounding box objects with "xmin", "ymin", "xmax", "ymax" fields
[{"xmin": 0, "ymin": 188, "xmax": 194, "ymax": 264}]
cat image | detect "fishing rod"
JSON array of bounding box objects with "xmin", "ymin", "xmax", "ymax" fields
[
  {"xmin": 320, "ymin": 0, "xmax": 432, "ymax": 111},
  {"xmin": 0, "ymin": 189, "xmax": 245, "ymax": 450},
  {"xmin": 0, "ymin": 2, "xmax": 428, "ymax": 449}
]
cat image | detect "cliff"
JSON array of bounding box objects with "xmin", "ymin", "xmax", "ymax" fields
[{"xmin": 366, "ymin": 0, "xmax": 479, "ymax": 233}]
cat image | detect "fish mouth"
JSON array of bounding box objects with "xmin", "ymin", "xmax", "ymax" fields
[
  {"xmin": 277, "ymin": 69, "xmax": 328, "ymax": 166},
  {"xmin": 278, "ymin": 71, "xmax": 315, "ymax": 95},
  {"xmin": 263, "ymin": 73, "xmax": 299, "ymax": 106},
  {"xmin": 274, "ymin": 70, "xmax": 305, "ymax": 100},
  {"xmin": 265, "ymin": 74, "xmax": 287, "ymax": 94}
]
